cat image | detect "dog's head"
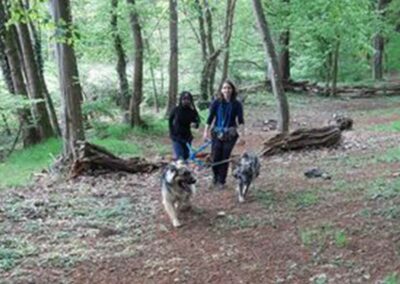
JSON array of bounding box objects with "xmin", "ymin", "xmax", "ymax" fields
[
  {"xmin": 233, "ymin": 153, "xmax": 260, "ymax": 180},
  {"xmin": 163, "ymin": 160, "xmax": 196, "ymax": 187}
]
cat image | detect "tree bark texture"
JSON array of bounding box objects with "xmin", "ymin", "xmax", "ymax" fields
[
  {"xmin": 219, "ymin": 0, "xmax": 237, "ymax": 89},
  {"xmin": 127, "ymin": 0, "xmax": 144, "ymax": 126},
  {"xmin": 252, "ymin": 0, "xmax": 290, "ymax": 133},
  {"xmin": 27, "ymin": 19, "xmax": 61, "ymax": 136},
  {"xmin": 15, "ymin": 9, "xmax": 54, "ymax": 139},
  {"xmin": 373, "ymin": 0, "xmax": 391, "ymax": 80},
  {"xmin": 0, "ymin": 0, "xmax": 39, "ymax": 146},
  {"xmin": 166, "ymin": 0, "xmax": 178, "ymax": 116},
  {"xmin": 111, "ymin": 0, "xmax": 130, "ymax": 119},
  {"xmin": 51, "ymin": 0, "xmax": 85, "ymax": 160},
  {"xmin": 261, "ymin": 126, "xmax": 341, "ymax": 156},
  {"xmin": 71, "ymin": 141, "xmax": 162, "ymax": 177}
]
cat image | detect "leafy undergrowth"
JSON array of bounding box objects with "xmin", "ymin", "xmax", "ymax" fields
[
  {"xmin": 0, "ymin": 116, "xmax": 169, "ymax": 188},
  {"xmin": 1, "ymin": 95, "xmax": 400, "ymax": 283}
]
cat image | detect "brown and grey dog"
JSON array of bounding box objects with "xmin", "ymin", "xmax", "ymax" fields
[
  {"xmin": 161, "ymin": 160, "xmax": 196, "ymax": 227},
  {"xmin": 232, "ymin": 152, "xmax": 260, "ymax": 203}
]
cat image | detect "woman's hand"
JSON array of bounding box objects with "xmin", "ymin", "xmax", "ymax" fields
[{"xmin": 203, "ymin": 129, "xmax": 210, "ymax": 141}]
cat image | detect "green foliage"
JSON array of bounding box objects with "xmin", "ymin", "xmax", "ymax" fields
[{"xmin": 383, "ymin": 273, "xmax": 399, "ymax": 284}]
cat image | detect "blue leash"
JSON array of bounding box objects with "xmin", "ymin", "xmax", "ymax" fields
[{"xmin": 186, "ymin": 140, "xmax": 212, "ymax": 166}]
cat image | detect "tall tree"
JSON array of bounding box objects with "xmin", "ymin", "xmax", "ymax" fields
[
  {"xmin": 219, "ymin": 0, "xmax": 237, "ymax": 88},
  {"xmin": 278, "ymin": 0, "xmax": 290, "ymax": 83},
  {"xmin": 111, "ymin": 0, "xmax": 130, "ymax": 122},
  {"xmin": 24, "ymin": 3, "xmax": 61, "ymax": 136},
  {"xmin": 196, "ymin": 0, "xmax": 236, "ymax": 104},
  {"xmin": 51, "ymin": 0, "xmax": 85, "ymax": 160},
  {"xmin": 0, "ymin": 0, "xmax": 39, "ymax": 146},
  {"xmin": 127, "ymin": 0, "xmax": 144, "ymax": 126},
  {"xmin": 14, "ymin": 0, "xmax": 54, "ymax": 139},
  {"xmin": 166, "ymin": 0, "xmax": 178, "ymax": 116},
  {"xmin": 252, "ymin": 0, "xmax": 289, "ymax": 133},
  {"xmin": 373, "ymin": 0, "xmax": 390, "ymax": 80}
]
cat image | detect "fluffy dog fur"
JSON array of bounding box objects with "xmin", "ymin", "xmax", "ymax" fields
[
  {"xmin": 232, "ymin": 152, "xmax": 260, "ymax": 203},
  {"xmin": 161, "ymin": 160, "xmax": 196, "ymax": 227}
]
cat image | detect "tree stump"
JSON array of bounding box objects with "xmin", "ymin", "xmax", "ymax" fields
[
  {"xmin": 261, "ymin": 126, "xmax": 341, "ymax": 156},
  {"xmin": 70, "ymin": 141, "xmax": 162, "ymax": 177}
]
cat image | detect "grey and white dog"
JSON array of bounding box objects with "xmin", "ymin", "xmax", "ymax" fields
[
  {"xmin": 232, "ymin": 152, "xmax": 261, "ymax": 203},
  {"xmin": 161, "ymin": 160, "xmax": 197, "ymax": 227}
]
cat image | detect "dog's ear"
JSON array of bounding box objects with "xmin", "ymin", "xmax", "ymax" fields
[{"xmin": 165, "ymin": 164, "xmax": 177, "ymax": 183}]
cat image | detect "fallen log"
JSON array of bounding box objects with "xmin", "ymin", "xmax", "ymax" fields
[
  {"xmin": 239, "ymin": 80, "xmax": 400, "ymax": 97},
  {"xmin": 70, "ymin": 141, "xmax": 162, "ymax": 177},
  {"xmin": 261, "ymin": 125, "xmax": 341, "ymax": 156}
]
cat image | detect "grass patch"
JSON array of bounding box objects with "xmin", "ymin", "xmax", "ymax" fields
[
  {"xmin": 300, "ymin": 225, "xmax": 348, "ymax": 252},
  {"xmin": 0, "ymin": 238, "xmax": 37, "ymax": 271},
  {"xmin": 367, "ymin": 178, "xmax": 400, "ymax": 200},
  {"xmin": 379, "ymin": 146, "xmax": 400, "ymax": 163},
  {"xmin": 254, "ymin": 190, "xmax": 277, "ymax": 209},
  {"xmin": 370, "ymin": 120, "xmax": 400, "ymax": 133},
  {"xmin": 0, "ymin": 138, "xmax": 61, "ymax": 188},
  {"xmin": 287, "ymin": 191, "xmax": 319, "ymax": 209},
  {"xmin": 90, "ymin": 137, "xmax": 142, "ymax": 156},
  {"xmin": 382, "ymin": 272, "xmax": 399, "ymax": 284}
]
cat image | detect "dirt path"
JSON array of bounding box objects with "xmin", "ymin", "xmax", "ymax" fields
[{"xmin": 1, "ymin": 95, "xmax": 400, "ymax": 283}]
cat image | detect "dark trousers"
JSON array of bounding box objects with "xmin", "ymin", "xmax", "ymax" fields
[
  {"xmin": 172, "ymin": 139, "xmax": 191, "ymax": 160},
  {"xmin": 211, "ymin": 136, "xmax": 238, "ymax": 184}
]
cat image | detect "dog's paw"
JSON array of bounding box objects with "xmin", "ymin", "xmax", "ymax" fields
[
  {"xmin": 238, "ymin": 196, "xmax": 245, "ymax": 203},
  {"xmin": 172, "ymin": 220, "xmax": 182, "ymax": 228}
]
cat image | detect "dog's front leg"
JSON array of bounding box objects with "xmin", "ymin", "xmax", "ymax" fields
[
  {"xmin": 237, "ymin": 180, "xmax": 245, "ymax": 203},
  {"xmin": 162, "ymin": 198, "xmax": 181, "ymax": 228}
]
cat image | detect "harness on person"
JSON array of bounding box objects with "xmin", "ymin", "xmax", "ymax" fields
[{"xmin": 186, "ymin": 140, "xmax": 212, "ymax": 167}]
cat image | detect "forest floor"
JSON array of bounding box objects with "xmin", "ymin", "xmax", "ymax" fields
[{"xmin": 1, "ymin": 94, "xmax": 400, "ymax": 284}]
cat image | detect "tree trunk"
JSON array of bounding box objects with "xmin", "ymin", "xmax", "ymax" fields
[
  {"xmin": 28, "ymin": 19, "xmax": 61, "ymax": 136},
  {"xmin": 261, "ymin": 126, "xmax": 341, "ymax": 156},
  {"xmin": 219, "ymin": 0, "xmax": 237, "ymax": 89},
  {"xmin": 144, "ymin": 37, "xmax": 160, "ymax": 113},
  {"xmin": 166, "ymin": 0, "xmax": 178, "ymax": 116},
  {"xmin": 278, "ymin": 0, "xmax": 290, "ymax": 83},
  {"xmin": 195, "ymin": 0, "xmax": 207, "ymax": 61},
  {"xmin": 15, "ymin": 3, "xmax": 54, "ymax": 140},
  {"xmin": 279, "ymin": 30, "xmax": 290, "ymax": 83},
  {"xmin": 0, "ymin": 0, "xmax": 39, "ymax": 146},
  {"xmin": 127, "ymin": 0, "xmax": 144, "ymax": 127},
  {"xmin": 0, "ymin": 37, "xmax": 14, "ymax": 94},
  {"xmin": 111, "ymin": 0, "xmax": 130, "ymax": 123},
  {"xmin": 51, "ymin": 0, "xmax": 85, "ymax": 160},
  {"xmin": 252, "ymin": 0, "xmax": 290, "ymax": 133},
  {"xmin": 330, "ymin": 39, "xmax": 340, "ymax": 96},
  {"xmin": 373, "ymin": 0, "xmax": 390, "ymax": 80}
]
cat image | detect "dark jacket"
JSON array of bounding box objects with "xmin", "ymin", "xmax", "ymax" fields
[
  {"xmin": 169, "ymin": 106, "xmax": 200, "ymax": 141},
  {"xmin": 206, "ymin": 99, "xmax": 244, "ymax": 127}
]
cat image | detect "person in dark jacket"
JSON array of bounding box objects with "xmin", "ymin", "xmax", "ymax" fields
[
  {"xmin": 169, "ymin": 91, "xmax": 201, "ymax": 161},
  {"xmin": 203, "ymin": 80, "xmax": 245, "ymax": 189}
]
